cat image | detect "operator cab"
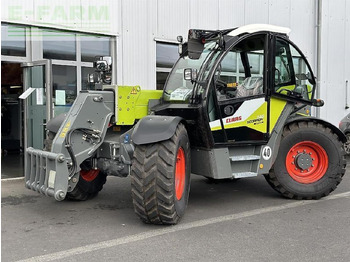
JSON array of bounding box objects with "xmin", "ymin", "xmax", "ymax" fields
[{"xmin": 153, "ymin": 24, "xmax": 317, "ymax": 149}]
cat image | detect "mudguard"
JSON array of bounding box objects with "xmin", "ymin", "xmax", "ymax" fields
[
  {"xmin": 286, "ymin": 116, "xmax": 347, "ymax": 143},
  {"xmin": 46, "ymin": 113, "xmax": 66, "ymax": 133},
  {"xmin": 132, "ymin": 115, "xmax": 183, "ymax": 145}
]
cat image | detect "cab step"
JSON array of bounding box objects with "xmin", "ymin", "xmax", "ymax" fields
[
  {"xmin": 191, "ymin": 146, "xmax": 264, "ymax": 180},
  {"xmin": 232, "ymin": 172, "xmax": 258, "ymax": 178},
  {"xmin": 228, "ymin": 145, "xmax": 263, "ymax": 179},
  {"xmin": 229, "ymin": 155, "xmax": 260, "ymax": 162}
]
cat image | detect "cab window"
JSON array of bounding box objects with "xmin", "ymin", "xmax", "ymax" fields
[
  {"xmin": 214, "ymin": 34, "xmax": 266, "ymax": 101},
  {"xmin": 274, "ymin": 38, "xmax": 315, "ymax": 101}
]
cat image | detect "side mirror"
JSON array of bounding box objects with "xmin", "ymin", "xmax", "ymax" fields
[{"xmin": 184, "ymin": 68, "xmax": 198, "ymax": 82}]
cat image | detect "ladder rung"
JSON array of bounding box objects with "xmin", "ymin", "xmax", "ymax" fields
[
  {"xmin": 232, "ymin": 172, "xmax": 258, "ymax": 178},
  {"xmin": 229, "ymin": 155, "xmax": 260, "ymax": 162}
]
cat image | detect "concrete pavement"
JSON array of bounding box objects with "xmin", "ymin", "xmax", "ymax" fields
[{"xmin": 2, "ymin": 164, "xmax": 350, "ymax": 262}]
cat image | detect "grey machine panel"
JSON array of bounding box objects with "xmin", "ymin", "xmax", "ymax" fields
[
  {"xmin": 191, "ymin": 148, "xmax": 232, "ymax": 179},
  {"xmin": 132, "ymin": 115, "xmax": 182, "ymax": 145}
]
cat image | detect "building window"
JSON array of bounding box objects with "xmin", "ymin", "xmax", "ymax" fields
[
  {"xmin": 81, "ymin": 36, "xmax": 110, "ymax": 62},
  {"xmin": 52, "ymin": 65, "xmax": 77, "ymax": 115},
  {"xmin": 43, "ymin": 30, "xmax": 76, "ymax": 60},
  {"xmin": 1, "ymin": 24, "xmax": 26, "ymax": 57},
  {"xmin": 1, "ymin": 24, "xmax": 114, "ymax": 114},
  {"xmin": 156, "ymin": 42, "xmax": 178, "ymax": 90}
]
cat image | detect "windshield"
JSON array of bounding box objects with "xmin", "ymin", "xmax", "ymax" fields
[{"xmin": 163, "ymin": 41, "xmax": 219, "ymax": 102}]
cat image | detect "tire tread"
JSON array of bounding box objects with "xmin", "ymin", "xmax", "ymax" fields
[
  {"xmin": 264, "ymin": 121, "xmax": 346, "ymax": 200},
  {"xmin": 130, "ymin": 123, "xmax": 188, "ymax": 225}
]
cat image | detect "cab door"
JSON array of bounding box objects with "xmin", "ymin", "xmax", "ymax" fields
[{"xmin": 208, "ymin": 33, "xmax": 270, "ymax": 144}]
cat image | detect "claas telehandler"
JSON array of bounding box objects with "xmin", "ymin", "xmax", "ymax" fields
[{"xmin": 25, "ymin": 24, "xmax": 346, "ymax": 225}]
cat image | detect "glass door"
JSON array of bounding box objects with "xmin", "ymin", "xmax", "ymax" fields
[{"xmin": 22, "ymin": 60, "xmax": 52, "ymax": 149}]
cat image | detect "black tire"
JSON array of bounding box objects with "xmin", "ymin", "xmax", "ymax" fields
[
  {"xmin": 66, "ymin": 160, "xmax": 107, "ymax": 201},
  {"xmin": 343, "ymin": 133, "xmax": 350, "ymax": 155},
  {"xmin": 43, "ymin": 131, "xmax": 106, "ymax": 201},
  {"xmin": 264, "ymin": 121, "xmax": 346, "ymax": 200},
  {"xmin": 130, "ymin": 123, "xmax": 191, "ymax": 225}
]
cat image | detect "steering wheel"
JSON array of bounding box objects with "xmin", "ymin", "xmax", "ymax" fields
[{"xmin": 216, "ymin": 79, "xmax": 227, "ymax": 92}]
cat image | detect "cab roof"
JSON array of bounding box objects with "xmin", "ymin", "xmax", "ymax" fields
[{"xmin": 228, "ymin": 24, "xmax": 291, "ymax": 37}]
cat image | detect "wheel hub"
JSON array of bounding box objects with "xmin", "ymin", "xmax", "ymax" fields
[
  {"xmin": 295, "ymin": 153, "xmax": 312, "ymax": 170},
  {"xmin": 80, "ymin": 169, "xmax": 100, "ymax": 182},
  {"xmin": 286, "ymin": 141, "xmax": 328, "ymax": 184}
]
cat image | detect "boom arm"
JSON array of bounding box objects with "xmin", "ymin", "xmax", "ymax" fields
[{"xmin": 25, "ymin": 90, "xmax": 114, "ymax": 200}]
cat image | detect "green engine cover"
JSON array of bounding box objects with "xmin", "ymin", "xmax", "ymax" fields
[{"xmin": 116, "ymin": 86, "xmax": 163, "ymax": 125}]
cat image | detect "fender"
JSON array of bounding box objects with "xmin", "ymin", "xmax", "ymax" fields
[
  {"xmin": 286, "ymin": 116, "xmax": 347, "ymax": 143},
  {"xmin": 132, "ymin": 115, "xmax": 183, "ymax": 145},
  {"xmin": 46, "ymin": 113, "xmax": 67, "ymax": 133}
]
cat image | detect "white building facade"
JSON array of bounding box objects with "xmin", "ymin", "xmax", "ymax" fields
[{"xmin": 1, "ymin": 0, "xmax": 349, "ymax": 152}]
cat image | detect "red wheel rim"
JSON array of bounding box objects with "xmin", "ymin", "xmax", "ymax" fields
[
  {"xmin": 285, "ymin": 141, "xmax": 328, "ymax": 184},
  {"xmin": 175, "ymin": 147, "xmax": 186, "ymax": 200},
  {"xmin": 80, "ymin": 169, "xmax": 100, "ymax": 182}
]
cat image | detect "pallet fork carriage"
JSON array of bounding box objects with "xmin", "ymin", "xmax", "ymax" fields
[{"xmin": 24, "ymin": 24, "xmax": 346, "ymax": 224}]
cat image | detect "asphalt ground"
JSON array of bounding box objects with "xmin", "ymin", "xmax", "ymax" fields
[{"xmin": 1, "ymin": 161, "xmax": 350, "ymax": 262}]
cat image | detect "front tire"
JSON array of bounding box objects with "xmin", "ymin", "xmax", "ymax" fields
[
  {"xmin": 265, "ymin": 121, "xmax": 346, "ymax": 200},
  {"xmin": 66, "ymin": 160, "xmax": 107, "ymax": 201},
  {"xmin": 43, "ymin": 131, "xmax": 107, "ymax": 201},
  {"xmin": 130, "ymin": 123, "xmax": 191, "ymax": 225}
]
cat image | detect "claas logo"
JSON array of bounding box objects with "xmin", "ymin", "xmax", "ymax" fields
[{"xmin": 226, "ymin": 116, "xmax": 242, "ymax": 123}]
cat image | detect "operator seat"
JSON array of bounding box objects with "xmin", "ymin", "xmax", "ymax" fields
[{"xmin": 236, "ymin": 77, "xmax": 263, "ymax": 98}]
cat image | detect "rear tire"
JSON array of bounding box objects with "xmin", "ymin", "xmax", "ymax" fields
[
  {"xmin": 130, "ymin": 123, "xmax": 191, "ymax": 225},
  {"xmin": 265, "ymin": 121, "xmax": 346, "ymax": 200}
]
